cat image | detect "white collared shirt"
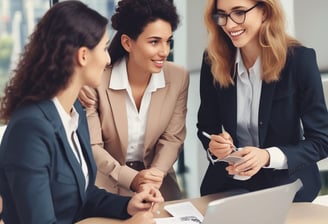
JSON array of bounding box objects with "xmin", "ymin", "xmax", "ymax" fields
[
  {"xmin": 110, "ymin": 58, "xmax": 165, "ymax": 161},
  {"xmin": 235, "ymin": 49, "xmax": 287, "ymax": 169},
  {"xmin": 52, "ymin": 98, "xmax": 89, "ymax": 190}
]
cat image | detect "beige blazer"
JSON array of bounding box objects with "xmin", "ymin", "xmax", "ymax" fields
[{"xmin": 86, "ymin": 61, "xmax": 189, "ymax": 200}]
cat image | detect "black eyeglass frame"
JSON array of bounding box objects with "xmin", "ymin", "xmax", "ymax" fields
[{"xmin": 212, "ymin": 3, "xmax": 260, "ymax": 26}]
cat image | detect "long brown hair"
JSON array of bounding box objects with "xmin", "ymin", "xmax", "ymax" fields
[{"xmin": 0, "ymin": 1, "xmax": 108, "ymax": 123}]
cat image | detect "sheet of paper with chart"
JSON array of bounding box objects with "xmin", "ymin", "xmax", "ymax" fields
[{"xmin": 155, "ymin": 202, "xmax": 203, "ymax": 224}]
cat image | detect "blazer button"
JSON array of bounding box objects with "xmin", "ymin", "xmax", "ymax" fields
[{"xmin": 259, "ymin": 121, "xmax": 264, "ymax": 126}]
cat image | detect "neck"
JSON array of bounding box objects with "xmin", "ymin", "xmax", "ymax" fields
[
  {"xmin": 240, "ymin": 43, "xmax": 261, "ymax": 69},
  {"xmin": 126, "ymin": 58, "xmax": 151, "ymax": 87},
  {"xmin": 55, "ymin": 82, "xmax": 80, "ymax": 115}
]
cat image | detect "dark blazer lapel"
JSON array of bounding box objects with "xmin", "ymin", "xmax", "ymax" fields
[
  {"xmin": 76, "ymin": 121, "xmax": 96, "ymax": 186},
  {"xmin": 221, "ymin": 80, "xmax": 238, "ymax": 145},
  {"xmin": 258, "ymin": 81, "xmax": 276, "ymax": 147},
  {"xmin": 38, "ymin": 100, "xmax": 86, "ymax": 199}
]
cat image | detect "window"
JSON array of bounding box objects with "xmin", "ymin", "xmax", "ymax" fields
[
  {"xmin": 0, "ymin": 0, "xmax": 117, "ymax": 96},
  {"xmin": 0, "ymin": 0, "xmax": 50, "ymax": 96}
]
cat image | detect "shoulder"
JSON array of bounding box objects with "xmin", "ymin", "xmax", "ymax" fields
[
  {"xmin": 287, "ymin": 45, "xmax": 316, "ymax": 61},
  {"xmin": 163, "ymin": 61, "xmax": 189, "ymax": 85},
  {"xmin": 7, "ymin": 100, "xmax": 62, "ymax": 138},
  {"xmin": 163, "ymin": 61, "xmax": 189, "ymax": 76}
]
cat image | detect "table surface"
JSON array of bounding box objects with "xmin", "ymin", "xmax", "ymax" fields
[{"xmin": 77, "ymin": 193, "xmax": 328, "ymax": 224}]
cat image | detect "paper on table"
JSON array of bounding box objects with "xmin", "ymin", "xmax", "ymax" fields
[
  {"xmin": 155, "ymin": 216, "xmax": 201, "ymax": 224},
  {"xmin": 164, "ymin": 201, "xmax": 204, "ymax": 221}
]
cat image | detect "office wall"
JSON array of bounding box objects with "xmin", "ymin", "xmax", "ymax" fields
[
  {"xmin": 294, "ymin": 0, "xmax": 328, "ymax": 72},
  {"xmin": 173, "ymin": 1, "xmax": 206, "ymax": 72}
]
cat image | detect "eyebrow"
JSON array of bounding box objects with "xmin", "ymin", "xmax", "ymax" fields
[
  {"xmin": 216, "ymin": 6, "xmax": 247, "ymax": 13},
  {"xmin": 147, "ymin": 35, "xmax": 173, "ymax": 40}
]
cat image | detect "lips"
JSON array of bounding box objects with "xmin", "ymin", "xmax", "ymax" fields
[
  {"xmin": 230, "ymin": 29, "xmax": 245, "ymax": 37},
  {"xmin": 153, "ymin": 60, "xmax": 164, "ymax": 64}
]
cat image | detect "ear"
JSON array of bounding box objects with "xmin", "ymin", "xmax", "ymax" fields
[
  {"xmin": 121, "ymin": 34, "xmax": 132, "ymax": 52},
  {"xmin": 76, "ymin": 47, "xmax": 88, "ymax": 66},
  {"xmin": 261, "ymin": 6, "xmax": 267, "ymax": 23}
]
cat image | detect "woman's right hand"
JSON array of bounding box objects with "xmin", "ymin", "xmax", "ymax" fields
[
  {"xmin": 123, "ymin": 211, "xmax": 155, "ymax": 224},
  {"xmin": 127, "ymin": 186, "xmax": 163, "ymax": 216},
  {"xmin": 208, "ymin": 131, "xmax": 235, "ymax": 159},
  {"xmin": 78, "ymin": 85, "xmax": 97, "ymax": 108},
  {"xmin": 131, "ymin": 168, "xmax": 164, "ymax": 192}
]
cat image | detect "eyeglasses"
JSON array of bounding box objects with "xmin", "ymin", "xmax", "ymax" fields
[{"xmin": 212, "ymin": 3, "xmax": 260, "ymax": 26}]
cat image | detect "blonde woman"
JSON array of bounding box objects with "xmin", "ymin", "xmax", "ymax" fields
[{"xmin": 197, "ymin": 0, "xmax": 328, "ymax": 202}]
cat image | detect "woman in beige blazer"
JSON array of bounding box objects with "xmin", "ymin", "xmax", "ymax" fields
[{"xmin": 79, "ymin": 0, "xmax": 189, "ymax": 201}]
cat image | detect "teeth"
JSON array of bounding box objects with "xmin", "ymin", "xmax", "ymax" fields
[
  {"xmin": 230, "ymin": 30, "xmax": 244, "ymax": 36},
  {"xmin": 154, "ymin": 60, "xmax": 164, "ymax": 64}
]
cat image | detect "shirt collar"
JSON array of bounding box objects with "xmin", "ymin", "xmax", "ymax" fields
[
  {"xmin": 109, "ymin": 57, "xmax": 165, "ymax": 92},
  {"xmin": 52, "ymin": 97, "xmax": 79, "ymax": 134},
  {"xmin": 235, "ymin": 48, "xmax": 261, "ymax": 78}
]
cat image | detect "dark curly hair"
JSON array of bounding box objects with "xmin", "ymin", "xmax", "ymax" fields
[
  {"xmin": 109, "ymin": 0, "xmax": 180, "ymax": 65},
  {"xmin": 0, "ymin": 1, "xmax": 108, "ymax": 123}
]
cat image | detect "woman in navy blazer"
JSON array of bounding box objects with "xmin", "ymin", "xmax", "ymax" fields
[
  {"xmin": 0, "ymin": 1, "xmax": 162, "ymax": 224},
  {"xmin": 197, "ymin": 0, "xmax": 328, "ymax": 202}
]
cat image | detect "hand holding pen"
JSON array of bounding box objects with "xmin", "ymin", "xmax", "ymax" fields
[
  {"xmin": 127, "ymin": 186, "xmax": 163, "ymax": 216},
  {"xmin": 202, "ymin": 130, "xmax": 238, "ymax": 160}
]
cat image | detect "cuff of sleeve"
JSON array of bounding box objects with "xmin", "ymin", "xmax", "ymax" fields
[
  {"xmin": 118, "ymin": 165, "xmax": 139, "ymax": 190},
  {"xmin": 265, "ymin": 147, "xmax": 288, "ymax": 169}
]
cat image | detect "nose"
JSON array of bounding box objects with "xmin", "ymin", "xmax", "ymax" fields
[
  {"xmin": 159, "ymin": 43, "xmax": 170, "ymax": 57},
  {"xmin": 106, "ymin": 51, "xmax": 111, "ymax": 66}
]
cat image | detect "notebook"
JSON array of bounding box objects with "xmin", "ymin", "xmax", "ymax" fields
[{"xmin": 202, "ymin": 179, "xmax": 303, "ymax": 224}]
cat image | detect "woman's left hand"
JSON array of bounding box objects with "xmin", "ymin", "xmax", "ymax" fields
[{"xmin": 225, "ymin": 147, "xmax": 270, "ymax": 177}]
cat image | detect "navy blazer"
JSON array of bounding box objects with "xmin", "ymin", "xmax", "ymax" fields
[
  {"xmin": 197, "ymin": 46, "xmax": 328, "ymax": 202},
  {"xmin": 0, "ymin": 100, "xmax": 131, "ymax": 224}
]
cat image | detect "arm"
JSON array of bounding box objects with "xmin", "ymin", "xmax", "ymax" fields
[
  {"xmin": 229, "ymin": 48, "xmax": 328, "ymax": 177},
  {"xmin": 197, "ymin": 52, "xmax": 223, "ymax": 150},
  {"xmin": 282, "ymin": 48, "xmax": 328, "ymax": 172}
]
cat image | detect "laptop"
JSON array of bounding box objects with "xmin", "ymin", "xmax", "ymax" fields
[{"xmin": 202, "ymin": 179, "xmax": 303, "ymax": 224}]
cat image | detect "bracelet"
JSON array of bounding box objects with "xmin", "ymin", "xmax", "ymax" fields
[{"xmin": 206, "ymin": 148, "xmax": 220, "ymax": 165}]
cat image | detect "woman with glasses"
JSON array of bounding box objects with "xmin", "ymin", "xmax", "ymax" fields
[
  {"xmin": 78, "ymin": 0, "xmax": 189, "ymax": 201},
  {"xmin": 0, "ymin": 1, "xmax": 163, "ymax": 223},
  {"xmin": 197, "ymin": 0, "xmax": 328, "ymax": 202}
]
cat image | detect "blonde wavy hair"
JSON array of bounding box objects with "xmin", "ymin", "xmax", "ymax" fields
[{"xmin": 204, "ymin": 0, "xmax": 301, "ymax": 88}]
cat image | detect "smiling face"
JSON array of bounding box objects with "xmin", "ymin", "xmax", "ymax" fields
[
  {"xmin": 217, "ymin": 0, "xmax": 264, "ymax": 51},
  {"xmin": 123, "ymin": 19, "xmax": 173, "ymax": 76}
]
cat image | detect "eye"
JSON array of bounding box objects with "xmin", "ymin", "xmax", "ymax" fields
[
  {"xmin": 150, "ymin": 40, "xmax": 159, "ymax": 46},
  {"xmin": 104, "ymin": 45, "xmax": 109, "ymax": 52},
  {"xmin": 218, "ymin": 12, "xmax": 227, "ymax": 19},
  {"xmin": 233, "ymin": 10, "xmax": 245, "ymax": 16}
]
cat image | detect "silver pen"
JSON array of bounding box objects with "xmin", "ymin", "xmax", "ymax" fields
[{"xmin": 202, "ymin": 131, "xmax": 238, "ymax": 152}]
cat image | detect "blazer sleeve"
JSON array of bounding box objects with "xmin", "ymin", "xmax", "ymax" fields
[
  {"xmin": 280, "ymin": 47, "xmax": 328, "ymax": 173},
  {"xmin": 196, "ymin": 51, "xmax": 223, "ymax": 150},
  {"xmin": 151, "ymin": 65, "xmax": 189, "ymax": 173},
  {"xmin": 78, "ymin": 185, "xmax": 130, "ymax": 220},
  {"xmin": 84, "ymin": 85, "xmax": 138, "ymax": 190}
]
